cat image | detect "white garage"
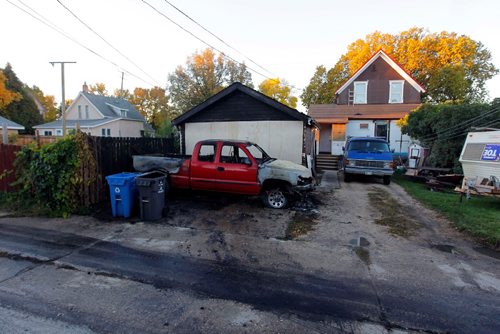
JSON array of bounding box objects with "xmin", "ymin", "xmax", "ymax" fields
[{"xmin": 172, "ymin": 83, "xmax": 316, "ymax": 166}]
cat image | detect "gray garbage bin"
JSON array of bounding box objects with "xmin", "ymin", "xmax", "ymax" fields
[{"xmin": 136, "ymin": 171, "xmax": 167, "ymax": 221}]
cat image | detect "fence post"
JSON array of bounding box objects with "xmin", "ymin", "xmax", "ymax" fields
[{"xmin": 2, "ymin": 123, "xmax": 7, "ymax": 144}]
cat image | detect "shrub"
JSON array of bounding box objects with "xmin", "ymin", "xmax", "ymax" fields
[{"xmin": 13, "ymin": 132, "xmax": 96, "ymax": 217}]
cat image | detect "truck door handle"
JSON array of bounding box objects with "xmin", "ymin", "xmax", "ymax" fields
[{"xmin": 217, "ymin": 167, "xmax": 225, "ymax": 172}]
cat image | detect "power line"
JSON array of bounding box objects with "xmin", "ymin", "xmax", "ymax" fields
[
  {"xmin": 162, "ymin": 0, "xmax": 277, "ymax": 79},
  {"xmin": 7, "ymin": 0, "xmax": 156, "ymax": 87},
  {"xmin": 56, "ymin": 0, "xmax": 162, "ymax": 87},
  {"xmin": 417, "ymin": 105, "xmax": 500, "ymax": 141},
  {"xmin": 141, "ymin": 0, "xmax": 302, "ymax": 92},
  {"xmin": 433, "ymin": 117, "xmax": 500, "ymax": 142}
]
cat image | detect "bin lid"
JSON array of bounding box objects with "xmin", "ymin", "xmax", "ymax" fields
[{"xmin": 106, "ymin": 172, "xmax": 140, "ymax": 186}]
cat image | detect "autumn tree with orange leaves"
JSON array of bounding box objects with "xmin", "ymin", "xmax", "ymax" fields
[
  {"xmin": 301, "ymin": 28, "xmax": 498, "ymax": 107},
  {"xmin": 258, "ymin": 78, "xmax": 298, "ymax": 108},
  {"xmin": 168, "ymin": 48, "xmax": 253, "ymax": 112}
]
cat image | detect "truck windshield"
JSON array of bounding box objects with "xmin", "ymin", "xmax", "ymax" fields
[
  {"xmin": 348, "ymin": 140, "xmax": 390, "ymax": 153},
  {"xmin": 246, "ymin": 144, "xmax": 272, "ymax": 163}
]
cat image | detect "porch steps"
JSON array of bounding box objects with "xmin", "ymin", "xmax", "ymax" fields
[{"xmin": 316, "ymin": 154, "xmax": 341, "ymax": 171}]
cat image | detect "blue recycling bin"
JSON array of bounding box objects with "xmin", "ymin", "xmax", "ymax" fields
[{"xmin": 106, "ymin": 172, "xmax": 140, "ymax": 218}]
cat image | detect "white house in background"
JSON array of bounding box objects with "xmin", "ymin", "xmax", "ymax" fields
[
  {"xmin": 34, "ymin": 83, "xmax": 153, "ymax": 137},
  {"xmin": 0, "ymin": 115, "xmax": 25, "ymax": 136},
  {"xmin": 308, "ymin": 49, "xmax": 426, "ymax": 169}
]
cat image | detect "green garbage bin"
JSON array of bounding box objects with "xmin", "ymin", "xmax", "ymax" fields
[{"xmin": 136, "ymin": 171, "xmax": 167, "ymax": 221}]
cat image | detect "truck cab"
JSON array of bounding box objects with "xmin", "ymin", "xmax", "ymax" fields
[{"xmin": 342, "ymin": 137, "xmax": 394, "ymax": 185}]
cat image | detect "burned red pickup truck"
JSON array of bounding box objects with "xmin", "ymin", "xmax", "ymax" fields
[{"xmin": 133, "ymin": 140, "xmax": 314, "ymax": 209}]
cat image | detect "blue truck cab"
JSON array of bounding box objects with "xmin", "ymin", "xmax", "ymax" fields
[{"xmin": 342, "ymin": 137, "xmax": 394, "ymax": 185}]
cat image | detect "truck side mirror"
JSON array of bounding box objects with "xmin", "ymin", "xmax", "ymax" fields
[{"xmin": 342, "ymin": 146, "xmax": 345, "ymax": 152}]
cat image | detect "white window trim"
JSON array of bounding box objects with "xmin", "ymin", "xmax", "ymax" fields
[
  {"xmin": 389, "ymin": 80, "xmax": 404, "ymax": 104},
  {"xmin": 56, "ymin": 129, "xmax": 63, "ymax": 136},
  {"xmin": 353, "ymin": 81, "xmax": 368, "ymax": 104}
]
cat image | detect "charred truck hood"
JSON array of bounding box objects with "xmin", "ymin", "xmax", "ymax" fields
[{"xmin": 258, "ymin": 159, "xmax": 314, "ymax": 189}]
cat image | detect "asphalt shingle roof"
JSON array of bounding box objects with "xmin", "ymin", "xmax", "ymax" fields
[
  {"xmin": 33, "ymin": 119, "xmax": 116, "ymax": 129},
  {"xmin": 308, "ymin": 104, "xmax": 421, "ymax": 122},
  {"xmin": 0, "ymin": 115, "xmax": 25, "ymax": 129},
  {"xmin": 82, "ymin": 92, "xmax": 144, "ymax": 121}
]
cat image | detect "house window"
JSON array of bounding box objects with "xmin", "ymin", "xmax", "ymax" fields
[
  {"xmin": 78, "ymin": 105, "xmax": 82, "ymax": 119},
  {"xmin": 107, "ymin": 129, "xmax": 111, "ymax": 136},
  {"xmin": 353, "ymin": 81, "xmax": 367, "ymax": 104},
  {"xmin": 56, "ymin": 129, "xmax": 63, "ymax": 136},
  {"xmin": 120, "ymin": 110, "xmax": 127, "ymax": 118},
  {"xmin": 360, "ymin": 123, "xmax": 369, "ymax": 129},
  {"xmin": 389, "ymin": 80, "xmax": 404, "ymax": 103},
  {"xmin": 101, "ymin": 128, "xmax": 106, "ymax": 137},
  {"xmin": 44, "ymin": 130, "xmax": 53, "ymax": 136},
  {"xmin": 85, "ymin": 109, "xmax": 89, "ymax": 119}
]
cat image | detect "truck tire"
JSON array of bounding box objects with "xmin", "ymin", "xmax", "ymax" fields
[
  {"xmin": 383, "ymin": 176, "xmax": 391, "ymax": 185},
  {"xmin": 261, "ymin": 188, "xmax": 288, "ymax": 209}
]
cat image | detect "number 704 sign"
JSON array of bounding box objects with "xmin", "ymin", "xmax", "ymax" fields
[{"xmin": 481, "ymin": 144, "xmax": 500, "ymax": 161}]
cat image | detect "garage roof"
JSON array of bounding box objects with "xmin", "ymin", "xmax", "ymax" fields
[{"xmin": 172, "ymin": 82, "xmax": 312, "ymax": 126}]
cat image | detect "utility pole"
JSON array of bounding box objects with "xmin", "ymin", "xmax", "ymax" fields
[
  {"xmin": 120, "ymin": 71, "xmax": 124, "ymax": 97},
  {"xmin": 50, "ymin": 61, "xmax": 76, "ymax": 136}
]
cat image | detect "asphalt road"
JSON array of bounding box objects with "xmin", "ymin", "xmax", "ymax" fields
[{"xmin": 0, "ymin": 173, "xmax": 499, "ymax": 333}]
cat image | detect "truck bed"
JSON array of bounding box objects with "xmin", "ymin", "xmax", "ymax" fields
[{"xmin": 132, "ymin": 155, "xmax": 190, "ymax": 174}]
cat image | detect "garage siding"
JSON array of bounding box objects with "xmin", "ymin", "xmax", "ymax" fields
[{"xmin": 185, "ymin": 121, "xmax": 304, "ymax": 164}]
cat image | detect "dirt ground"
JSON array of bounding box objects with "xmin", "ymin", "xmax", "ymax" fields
[{"xmin": 0, "ymin": 171, "xmax": 499, "ymax": 333}]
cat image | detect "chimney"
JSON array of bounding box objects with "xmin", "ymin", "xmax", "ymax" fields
[{"xmin": 82, "ymin": 82, "xmax": 89, "ymax": 93}]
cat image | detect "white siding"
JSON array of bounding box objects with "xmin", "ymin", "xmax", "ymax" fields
[
  {"xmin": 185, "ymin": 121, "xmax": 304, "ymax": 164},
  {"xmin": 346, "ymin": 120, "xmax": 374, "ymax": 138},
  {"xmin": 66, "ymin": 95, "xmax": 102, "ymax": 120},
  {"xmin": 345, "ymin": 120, "xmax": 410, "ymax": 153},
  {"xmin": 389, "ymin": 121, "xmax": 411, "ymax": 154}
]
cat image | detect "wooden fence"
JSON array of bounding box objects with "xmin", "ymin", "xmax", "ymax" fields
[
  {"xmin": 81, "ymin": 135, "xmax": 177, "ymax": 206},
  {"xmin": 1, "ymin": 135, "xmax": 177, "ymax": 208},
  {"xmin": 10, "ymin": 135, "xmax": 58, "ymax": 147},
  {"xmin": 0, "ymin": 144, "xmax": 21, "ymax": 192}
]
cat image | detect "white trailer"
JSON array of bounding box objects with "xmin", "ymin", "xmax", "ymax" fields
[{"xmin": 458, "ymin": 130, "xmax": 500, "ymax": 196}]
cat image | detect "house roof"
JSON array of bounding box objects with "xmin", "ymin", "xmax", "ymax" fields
[
  {"xmin": 172, "ymin": 82, "xmax": 311, "ymax": 126},
  {"xmin": 33, "ymin": 118, "xmax": 120, "ymax": 129},
  {"xmin": 308, "ymin": 103, "xmax": 421, "ymax": 122},
  {"xmin": 335, "ymin": 49, "xmax": 426, "ymax": 95},
  {"xmin": 0, "ymin": 115, "xmax": 25, "ymax": 130},
  {"xmin": 81, "ymin": 92, "xmax": 144, "ymax": 121}
]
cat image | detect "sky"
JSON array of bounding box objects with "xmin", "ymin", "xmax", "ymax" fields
[{"xmin": 1, "ymin": 0, "xmax": 500, "ymax": 113}]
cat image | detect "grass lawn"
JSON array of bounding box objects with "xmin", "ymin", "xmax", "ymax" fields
[{"xmin": 394, "ymin": 176, "xmax": 500, "ymax": 248}]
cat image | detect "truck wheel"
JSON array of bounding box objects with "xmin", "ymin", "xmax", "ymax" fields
[
  {"xmin": 344, "ymin": 172, "xmax": 351, "ymax": 182},
  {"xmin": 383, "ymin": 176, "xmax": 391, "ymax": 185},
  {"xmin": 262, "ymin": 188, "xmax": 288, "ymax": 209}
]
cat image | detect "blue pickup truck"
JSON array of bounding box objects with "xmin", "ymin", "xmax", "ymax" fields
[{"xmin": 341, "ymin": 137, "xmax": 394, "ymax": 185}]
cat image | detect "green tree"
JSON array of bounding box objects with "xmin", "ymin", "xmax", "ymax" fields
[
  {"xmin": 258, "ymin": 78, "xmax": 298, "ymax": 108},
  {"xmin": 0, "ymin": 63, "xmax": 43, "ymax": 133},
  {"xmin": 168, "ymin": 48, "xmax": 253, "ymax": 112},
  {"xmin": 301, "ymin": 28, "xmax": 498, "ymax": 107},
  {"xmin": 401, "ymin": 101, "xmax": 500, "ymax": 171}
]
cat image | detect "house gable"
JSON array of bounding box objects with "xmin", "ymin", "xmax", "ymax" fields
[
  {"xmin": 172, "ymin": 83, "xmax": 309, "ymax": 126},
  {"xmin": 335, "ymin": 50, "xmax": 425, "ymax": 105},
  {"xmin": 66, "ymin": 94, "xmax": 105, "ymax": 120}
]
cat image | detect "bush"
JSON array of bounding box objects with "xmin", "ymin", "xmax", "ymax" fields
[
  {"xmin": 13, "ymin": 132, "xmax": 96, "ymax": 217},
  {"xmin": 401, "ymin": 101, "xmax": 500, "ymax": 170}
]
